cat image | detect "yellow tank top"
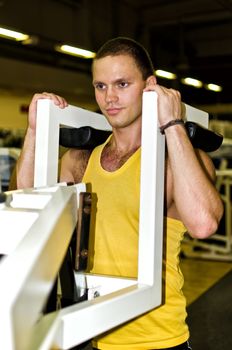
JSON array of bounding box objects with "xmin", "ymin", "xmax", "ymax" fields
[{"xmin": 82, "ymin": 137, "xmax": 189, "ymax": 349}]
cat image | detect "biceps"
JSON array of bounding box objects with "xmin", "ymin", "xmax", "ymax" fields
[{"xmin": 197, "ymin": 149, "xmax": 216, "ymax": 183}]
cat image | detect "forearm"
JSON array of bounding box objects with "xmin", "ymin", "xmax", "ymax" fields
[
  {"xmin": 16, "ymin": 127, "xmax": 36, "ymax": 189},
  {"xmin": 166, "ymin": 124, "xmax": 223, "ymax": 237}
]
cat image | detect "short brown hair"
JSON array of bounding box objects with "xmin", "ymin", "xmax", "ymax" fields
[{"xmin": 94, "ymin": 37, "xmax": 154, "ymax": 80}]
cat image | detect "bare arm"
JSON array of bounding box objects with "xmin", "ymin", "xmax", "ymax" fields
[
  {"xmin": 60, "ymin": 148, "xmax": 91, "ymax": 184},
  {"xmin": 166, "ymin": 127, "xmax": 223, "ymax": 238},
  {"xmin": 144, "ymin": 82, "xmax": 223, "ymax": 238},
  {"xmin": 16, "ymin": 92, "xmax": 68, "ymax": 189}
]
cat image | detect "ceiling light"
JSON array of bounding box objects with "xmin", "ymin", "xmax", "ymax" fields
[
  {"xmin": 181, "ymin": 77, "xmax": 203, "ymax": 88},
  {"xmin": 205, "ymin": 83, "xmax": 222, "ymax": 92},
  {"xmin": 155, "ymin": 69, "xmax": 177, "ymax": 80},
  {"xmin": 0, "ymin": 27, "xmax": 29, "ymax": 41},
  {"xmin": 56, "ymin": 44, "xmax": 96, "ymax": 58}
]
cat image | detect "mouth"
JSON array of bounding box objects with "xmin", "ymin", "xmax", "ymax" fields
[{"xmin": 106, "ymin": 107, "xmax": 122, "ymax": 116}]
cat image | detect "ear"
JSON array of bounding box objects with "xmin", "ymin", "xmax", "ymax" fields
[{"xmin": 145, "ymin": 75, "xmax": 157, "ymax": 87}]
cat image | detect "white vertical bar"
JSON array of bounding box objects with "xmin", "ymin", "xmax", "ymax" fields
[
  {"xmin": 138, "ymin": 92, "xmax": 165, "ymax": 296},
  {"xmin": 34, "ymin": 100, "xmax": 59, "ymax": 187}
]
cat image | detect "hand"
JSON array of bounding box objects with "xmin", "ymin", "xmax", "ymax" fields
[
  {"xmin": 28, "ymin": 92, "xmax": 68, "ymax": 131},
  {"xmin": 143, "ymin": 81, "xmax": 182, "ymax": 126}
]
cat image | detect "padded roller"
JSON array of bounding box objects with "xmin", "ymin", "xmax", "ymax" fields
[
  {"xmin": 59, "ymin": 123, "xmax": 223, "ymax": 152},
  {"xmin": 185, "ymin": 122, "xmax": 223, "ymax": 152},
  {"xmin": 60, "ymin": 126, "xmax": 111, "ymax": 149}
]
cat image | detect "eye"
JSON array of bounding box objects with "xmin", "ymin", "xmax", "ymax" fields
[
  {"xmin": 118, "ymin": 81, "xmax": 129, "ymax": 88},
  {"xmin": 94, "ymin": 82, "xmax": 106, "ymax": 90}
]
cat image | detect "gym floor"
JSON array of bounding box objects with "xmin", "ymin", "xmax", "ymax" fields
[{"xmin": 180, "ymin": 255, "xmax": 232, "ymax": 306}]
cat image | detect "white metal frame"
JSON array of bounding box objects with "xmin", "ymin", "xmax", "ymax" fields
[
  {"xmin": 34, "ymin": 97, "xmax": 217, "ymax": 347},
  {"xmin": 0, "ymin": 92, "xmax": 166, "ymax": 350},
  {"xmin": 34, "ymin": 101, "xmax": 111, "ymax": 187},
  {"xmin": 34, "ymin": 99, "xmax": 209, "ymax": 188},
  {"xmin": 0, "ymin": 184, "xmax": 84, "ymax": 350},
  {"xmin": 0, "ymin": 94, "xmax": 218, "ymax": 349},
  {"xmin": 34, "ymin": 92, "xmax": 165, "ymax": 349}
]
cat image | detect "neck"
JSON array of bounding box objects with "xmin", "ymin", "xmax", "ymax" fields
[
  {"xmin": 101, "ymin": 130, "xmax": 141, "ymax": 172},
  {"xmin": 110, "ymin": 122, "xmax": 141, "ymax": 153}
]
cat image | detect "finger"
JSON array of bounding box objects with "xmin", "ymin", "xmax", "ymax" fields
[
  {"xmin": 41, "ymin": 92, "xmax": 68, "ymax": 108},
  {"xmin": 143, "ymin": 83, "xmax": 167, "ymax": 94}
]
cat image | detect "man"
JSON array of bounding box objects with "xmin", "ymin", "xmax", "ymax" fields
[{"xmin": 17, "ymin": 37, "xmax": 223, "ymax": 349}]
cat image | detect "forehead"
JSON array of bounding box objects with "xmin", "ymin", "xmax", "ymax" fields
[{"xmin": 92, "ymin": 54, "xmax": 143, "ymax": 81}]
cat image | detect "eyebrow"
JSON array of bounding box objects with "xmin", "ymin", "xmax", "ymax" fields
[
  {"xmin": 92, "ymin": 80, "xmax": 102, "ymax": 86},
  {"xmin": 92, "ymin": 77, "xmax": 131, "ymax": 86}
]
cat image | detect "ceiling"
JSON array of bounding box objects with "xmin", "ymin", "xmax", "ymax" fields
[{"xmin": 0, "ymin": 0, "xmax": 232, "ymax": 116}]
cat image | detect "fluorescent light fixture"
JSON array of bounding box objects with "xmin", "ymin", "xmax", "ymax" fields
[
  {"xmin": 155, "ymin": 69, "xmax": 177, "ymax": 80},
  {"xmin": 0, "ymin": 27, "xmax": 29, "ymax": 41},
  {"xmin": 181, "ymin": 77, "xmax": 203, "ymax": 88},
  {"xmin": 56, "ymin": 44, "xmax": 96, "ymax": 58},
  {"xmin": 205, "ymin": 83, "xmax": 222, "ymax": 92}
]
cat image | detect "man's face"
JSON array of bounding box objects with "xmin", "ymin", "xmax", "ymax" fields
[{"xmin": 92, "ymin": 54, "xmax": 147, "ymax": 130}]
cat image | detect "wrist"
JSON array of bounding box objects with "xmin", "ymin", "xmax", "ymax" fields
[{"xmin": 160, "ymin": 119, "xmax": 184, "ymax": 134}]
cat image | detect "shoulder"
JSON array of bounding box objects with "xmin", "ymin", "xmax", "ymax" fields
[{"xmin": 60, "ymin": 148, "xmax": 92, "ymax": 183}]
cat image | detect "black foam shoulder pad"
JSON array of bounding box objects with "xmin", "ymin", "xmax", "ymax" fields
[
  {"xmin": 185, "ymin": 121, "xmax": 223, "ymax": 152},
  {"xmin": 59, "ymin": 123, "xmax": 223, "ymax": 153},
  {"xmin": 59, "ymin": 126, "xmax": 111, "ymax": 149}
]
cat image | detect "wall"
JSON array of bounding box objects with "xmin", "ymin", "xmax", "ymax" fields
[{"xmin": 0, "ymin": 93, "xmax": 30, "ymax": 131}]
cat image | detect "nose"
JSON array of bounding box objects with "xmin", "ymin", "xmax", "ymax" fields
[{"xmin": 105, "ymin": 86, "xmax": 118, "ymax": 104}]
